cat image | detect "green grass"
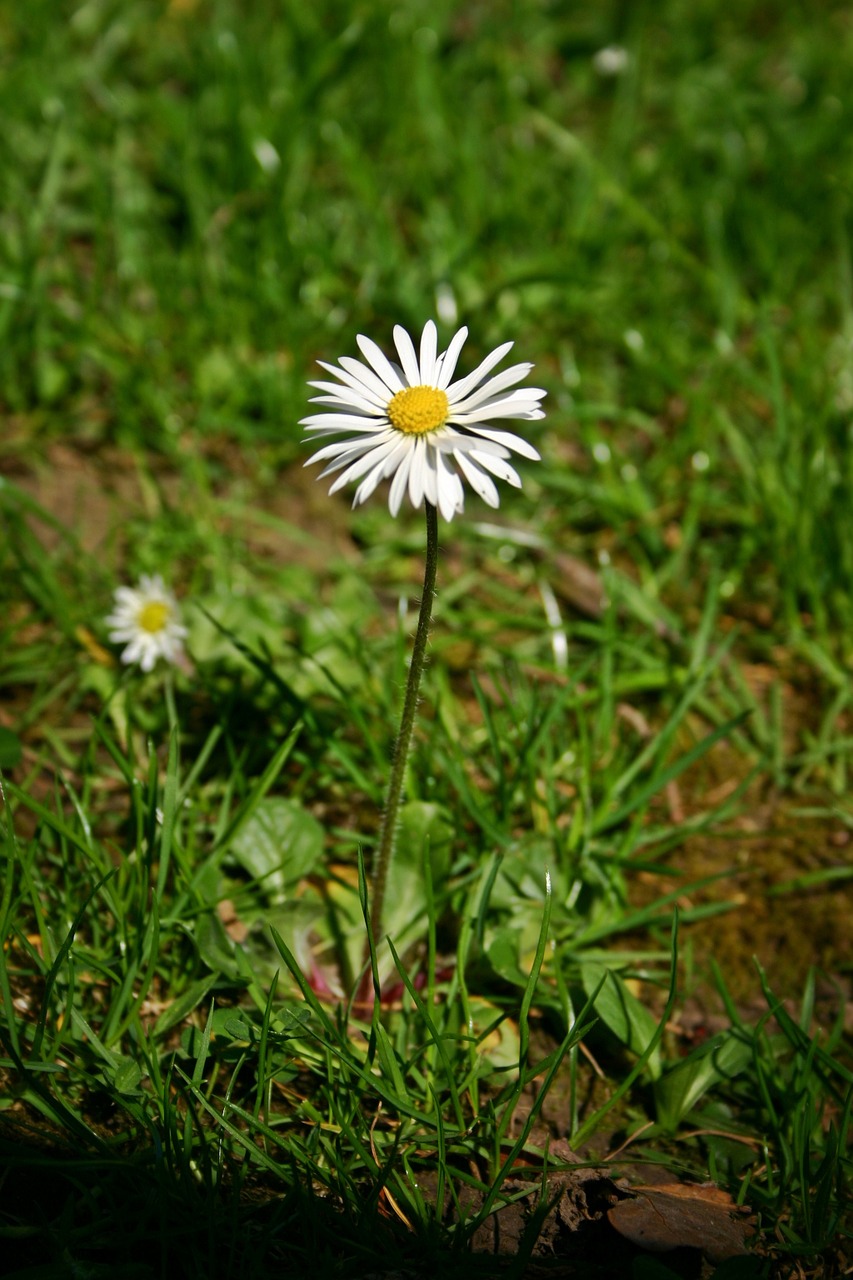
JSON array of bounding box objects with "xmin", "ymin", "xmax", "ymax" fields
[{"xmin": 1, "ymin": 1, "xmax": 852, "ymax": 1276}]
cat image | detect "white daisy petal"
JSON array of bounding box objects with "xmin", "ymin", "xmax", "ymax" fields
[
  {"xmin": 453, "ymin": 451, "xmax": 500, "ymax": 508},
  {"xmin": 469, "ymin": 449, "xmax": 522, "ymax": 487},
  {"xmin": 455, "ymin": 424, "xmax": 542, "ymax": 460},
  {"xmin": 451, "ymin": 401, "xmax": 544, "ymax": 424},
  {"xmin": 316, "ymin": 361, "xmax": 390, "ymax": 410},
  {"xmin": 306, "ymin": 435, "xmax": 385, "ymax": 468},
  {"xmin": 309, "ymin": 381, "xmax": 382, "ymax": 410},
  {"xmin": 317, "ymin": 436, "xmax": 396, "ymax": 480},
  {"xmin": 393, "ymin": 325, "xmax": 422, "ymax": 387},
  {"xmin": 356, "ymin": 334, "xmax": 406, "ymax": 394},
  {"xmin": 388, "ymin": 449, "xmax": 414, "ymax": 516},
  {"xmin": 436, "ymin": 326, "xmax": 469, "ymax": 389},
  {"xmin": 408, "ymin": 437, "xmax": 427, "ymax": 508},
  {"xmin": 418, "ymin": 321, "xmax": 438, "ymax": 385},
  {"xmin": 433, "ymin": 433, "xmax": 511, "ymax": 459},
  {"xmin": 423, "ymin": 451, "xmax": 439, "ymax": 508},
  {"xmin": 448, "ymin": 363, "xmax": 534, "ymax": 412},
  {"xmin": 445, "ymin": 341, "xmax": 514, "ymax": 400},
  {"xmin": 300, "ymin": 412, "xmax": 387, "ymax": 431},
  {"xmin": 354, "ymin": 443, "xmax": 406, "ymax": 506},
  {"xmin": 338, "ymin": 355, "xmax": 400, "ymax": 405},
  {"xmin": 307, "ymin": 395, "xmax": 378, "ymax": 413},
  {"xmin": 435, "ymin": 450, "xmax": 464, "ymax": 520},
  {"xmin": 328, "ymin": 437, "xmax": 402, "ymax": 493}
]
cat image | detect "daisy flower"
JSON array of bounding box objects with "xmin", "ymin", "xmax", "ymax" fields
[
  {"xmin": 105, "ymin": 574, "xmax": 187, "ymax": 672},
  {"xmin": 302, "ymin": 320, "xmax": 546, "ymax": 521}
]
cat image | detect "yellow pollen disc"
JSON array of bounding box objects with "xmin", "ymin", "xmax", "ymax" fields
[
  {"xmin": 137, "ymin": 601, "xmax": 171, "ymax": 634},
  {"xmin": 387, "ymin": 385, "xmax": 449, "ymax": 435}
]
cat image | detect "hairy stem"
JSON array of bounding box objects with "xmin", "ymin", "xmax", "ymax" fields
[{"xmin": 357, "ymin": 501, "xmax": 439, "ymax": 1008}]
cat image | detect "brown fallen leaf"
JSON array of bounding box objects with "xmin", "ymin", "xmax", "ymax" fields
[
  {"xmin": 549, "ymin": 551, "xmax": 606, "ymax": 618},
  {"xmin": 607, "ymin": 1182, "xmax": 755, "ymax": 1263},
  {"xmin": 217, "ymin": 898, "xmax": 249, "ymax": 944}
]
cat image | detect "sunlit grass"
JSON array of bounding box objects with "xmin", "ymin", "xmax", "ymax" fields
[{"xmin": 1, "ymin": 0, "xmax": 852, "ymax": 1275}]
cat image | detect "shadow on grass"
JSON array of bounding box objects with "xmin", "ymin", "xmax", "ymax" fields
[{"xmin": 0, "ymin": 1115, "xmax": 721, "ymax": 1280}]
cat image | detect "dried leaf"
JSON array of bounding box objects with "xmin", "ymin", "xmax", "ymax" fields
[{"xmin": 607, "ymin": 1183, "xmax": 755, "ymax": 1262}]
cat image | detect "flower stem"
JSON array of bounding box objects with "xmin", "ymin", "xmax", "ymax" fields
[{"xmin": 357, "ymin": 500, "xmax": 439, "ymax": 1008}]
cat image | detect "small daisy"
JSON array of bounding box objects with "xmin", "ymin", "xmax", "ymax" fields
[
  {"xmin": 302, "ymin": 320, "xmax": 546, "ymax": 521},
  {"xmin": 105, "ymin": 574, "xmax": 187, "ymax": 672}
]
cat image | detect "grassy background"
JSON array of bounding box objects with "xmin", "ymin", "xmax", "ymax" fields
[{"xmin": 1, "ymin": 0, "xmax": 852, "ymax": 1276}]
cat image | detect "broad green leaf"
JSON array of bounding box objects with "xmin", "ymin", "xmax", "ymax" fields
[
  {"xmin": 581, "ymin": 963, "xmax": 661, "ymax": 1079},
  {"xmin": 110, "ymin": 1057, "xmax": 143, "ymax": 1094},
  {"xmin": 382, "ymin": 801, "xmax": 453, "ymax": 945},
  {"xmin": 230, "ymin": 797, "xmax": 324, "ymax": 898},
  {"xmin": 194, "ymin": 911, "xmax": 244, "ymax": 982},
  {"xmin": 489, "ymin": 837, "xmax": 553, "ymax": 910},
  {"xmin": 484, "ymin": 914, "xmax": 548, "ymax": 989},
  {"xmin": 654, "ymin": 1031, "xmax": 752, "ymax": 1131}
]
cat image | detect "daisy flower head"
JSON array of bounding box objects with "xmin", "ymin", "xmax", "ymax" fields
[
  {"xmin": 105, "ymin": 574, "xmax": 187, "ymax": 673},
  {"xmin": 302, "ymin": 321, "xmax": 546, "ymax": 521}
]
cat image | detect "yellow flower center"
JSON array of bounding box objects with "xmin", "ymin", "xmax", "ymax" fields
[
  {"xmin": 137, "ymin": 601, "xmax": 171, "ymax": 634},
  {"xmin": 387, "ymin": 385, "xmax": 449, "ymax": 435}
]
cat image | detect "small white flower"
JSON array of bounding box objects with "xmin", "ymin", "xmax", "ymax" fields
[
  {"xmin": 302, "ymin": 320, "xmax": 546, "ymax": 521},
  {"xmin": 593, "ymin": 45, "xmax": 629, "ymax": 76},
  {"xmin": 105, "ymin": 574, "xmax": 187, "ymax": 672}
]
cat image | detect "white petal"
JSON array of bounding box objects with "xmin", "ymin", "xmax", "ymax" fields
[
  {"xmin": 328, "ymin": 437, "xmax": 401, "ymax": 494},
  {"xmin": 388, "ymin": 450, "xmax": 413, "ymax": 516},
  {"xmin": 339, "ymin": 356, "xmax": 399, "ymax": 405},
  {"xmin": 451, "ymin": 398, "xmax": 546, "ymax": 423},
  {"xmin": 408, "ymin": 437, "xmax": 427, "ymax": 508},
  {"xmin": 468, "ymin": 449, "xmax": 522, "ymax": 487},
  {"xmin": 356, "ymin": 334, "xmax": 405, "ymax": 394},
  {"xmin": 448, "ymin": 363, "xmax": 533, "ymax": 412},
  {"xmin": 353, "ymin": 436, "xmax": 411, "ymax": 505},
  {"xmin": 455, "ymin": 424, "xmax": 541, "ymax": 460},
  {"xmin": 353, "ymin": 447, "xmax": 400, "ymax": 506},
  {"xmin": 433, "ymin": 432, "xmax": 511, "ymax": 459},
  {"xmin": 436, "ymin": 326, "xmax": 468, "ymax": 389},
  {"xmin": 393, "ymin": 325, "xmax": 422, "ymax": 386},
  {"xmin": 317, "ymin": 434, "xmax": 395, "ymax": 480},
  {"xmin": 422, "ymin": 451, "xmax": 438, "ymax": 507},
  {"xmin": 305, "ymin": 434, "xmax": 388, "ymax": 467},
  {"xmin": 307, "ymin": 395, "xmax": 379, "ymax": 413},
  {"xmin": 308, "ymin": 381, "xmax": 382, "ymax": 413},
  {"xmin": 435, "ymin": 451, "xmax": 464, "ymax": 520},
  {"xmin": 315, "ymin": 440, "xmax": 385, "ymax": 478},
  {"xmin": 418, "ymin": 321, "xmax": 438, "ymax": 385},
  {"xmin": 316, "ymin": 361, "xmax": 390, "ymax": 410},
  {"xmin": 454, "ymin": 451, "xmax": 500, "ymax": 507},
  {"xmin": 446, "ymin": 340, "xmax": 513, "ymax": 400},
  {"xmin": 301, "ymin": 412, "xmax": 388, "ymax": 431},
  {"xmin": 139, "ymin": 646, "xmax": 157, "ymax": 673}
]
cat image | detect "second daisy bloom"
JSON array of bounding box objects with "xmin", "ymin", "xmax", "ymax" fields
[
  {"xmin": 302, "ymin": 321, "xmax": 545, "ymax": 521},
  {"xmin": 105, "ymin": 574, "xmax": 187, "ymax": 672}
]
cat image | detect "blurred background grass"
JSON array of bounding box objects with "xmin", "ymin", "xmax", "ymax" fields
[{"xmin": 2, "ymin": 0, "xmax": 852, "ymax": 650}]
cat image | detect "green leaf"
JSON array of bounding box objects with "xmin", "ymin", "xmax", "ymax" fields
[
  {"xmin": 581, "ymin": 963, "xmax": 662, "ymax": 1079},
  {"xmin": 382, "ymin": 801, "xmax": 453, "ymax": 945},
  {"xmin": 109, "ymin": 1057, "xmax": 143, "ymax": 1094},
  {"xmin": 654, "ymin": 1031, "xmax": 753, "ymax": 1131},
  {"xmin": 0, "ymin": 728, "xmax": 22, "ymax": 769},
  {"xmin": 194, "ymin": 912, "xmax": 244, "ymax": 982},
  {"xmin": 153, "ymin": 976, "xmax": 218, "ymax": 1037},
  {"xmin": 230, "ymin": 797, "xmax": 324, "ymax": 898}
]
